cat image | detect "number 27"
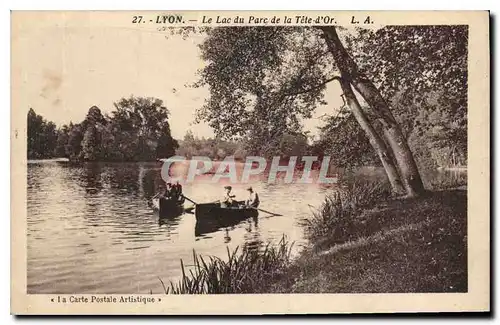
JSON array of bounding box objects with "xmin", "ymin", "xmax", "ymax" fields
[{"xmin": 132, "ymin": 16, "xmax": 143, "ymax": 23}]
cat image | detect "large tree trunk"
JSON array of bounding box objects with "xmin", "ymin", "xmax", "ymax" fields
[
  {"xmin": 352, "ymin": 81, "xmax": 426, "ymax": 197},
  {"xmin": 318, "ymin": 26, "xmax": 425, "ymax": 197},
  {"xmin": 337, "ymin": 77, "xmax": 405, "ymax": 194}
]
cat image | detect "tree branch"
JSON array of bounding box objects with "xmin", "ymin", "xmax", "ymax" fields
[{"xmin": 284, "ymin": 75, "xmax": 342, "ymax": 97}]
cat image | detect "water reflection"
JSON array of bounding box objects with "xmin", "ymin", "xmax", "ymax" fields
[
  {"xmin": 223, "ymin": 229, "xmax": 231, "ymax": 244},
  {"xmin": 194, "ymin": 213, "xmax": 259, "ymax": 238},
  {"xmin": 70, "ymin": 164, "xmax": 100, "ymax": 195},
  {"xmin": 158, "ymin": 210, "xmax": 183, "ymax": 230}
]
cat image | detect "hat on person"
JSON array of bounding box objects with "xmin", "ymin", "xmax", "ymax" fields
[
  {"xmin": 246, "ymin": 186, "xmax": 253, "ymax": 191},
  {"xmin": 224, "ymin": 185, "xmax": 232, "ymax": 190}
]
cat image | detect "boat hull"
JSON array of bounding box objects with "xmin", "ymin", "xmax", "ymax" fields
[
  {"xmin": 196, "ymin": 200, "xmax": 257, "ymax": 221},
  {"xmin": 194, "ymin": 201, "xmax": 259, "ymax": 236},
  {"xmin": 152, "ymin": 196, "xmax": 185, "ymax": 216}
]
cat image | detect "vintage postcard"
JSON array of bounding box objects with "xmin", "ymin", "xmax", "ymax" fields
[{"xmin": 11, "ymin": 10, "xmax": 489, "ymax": 314}]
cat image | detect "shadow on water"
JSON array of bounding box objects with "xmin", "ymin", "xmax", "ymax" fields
[
  {"xmin": 158, "ymin": 212, "xmax": 183, "ymax": 230},
  {"xmin": 156, "ymin": 203, "xmax": 185, "ymax": 229},
  {"xmin": 195, "ymin": 213, "xmax": 259, "ymax": 238}
]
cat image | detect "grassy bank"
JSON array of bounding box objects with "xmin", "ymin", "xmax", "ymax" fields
[
  {"xmin": 271, "ymin": 185, "xmax": 467, "ymax": 293},
  {"xmin": 164, "ymin": 180, "xmax": 467, "ymax": 294}
]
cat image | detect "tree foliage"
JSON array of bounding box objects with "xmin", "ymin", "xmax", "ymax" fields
[
  {"xmin": 191, "ymin": 25, "xmax": 467, "ymax": 168},
  {"xmin": 193, "ymin": 27, "xmax": 334, "ymax": 146},
  {"xmin": 27, "ymin": 108, "xmax": 58, "ymax": 159},
  {"xmin": 342, "ymin": 25, "xmax": 468, "ymax": 167},
  {"xmin": 313, "ymin": 110, "xmax": 379, "ymax": 168},
  {"xmin": 27, "ymin": 96, "xmax": 179, "ymax": 162},
  {"xmin": 176, "ymin": 130, "xmax": 243, "ymax": 160}
]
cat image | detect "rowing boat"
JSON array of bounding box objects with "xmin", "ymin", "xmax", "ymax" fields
[
  {"xmin": 195, "ymin": 200, "xmax": 258, "ymax": 221},
  {"xmin": 194, "ymin": 200, "xmax": 259, "ymax": 236},
  {"xmin": 152, "ymin": 196, "xmax": 185, "ymax": 216}
]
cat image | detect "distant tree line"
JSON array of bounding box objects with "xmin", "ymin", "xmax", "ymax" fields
[
  {"xmin": 175, "ymin": 130, "xmax": 242, "ymax": 161},
  {"xmin": 175, "ymin": 130, "xmax": 312, "ymax": 163},
  {"xmin": 27, "ymin": 96, "xmax": 179, "ymax": 162}
]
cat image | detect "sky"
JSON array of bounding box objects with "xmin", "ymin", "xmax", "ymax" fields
[{"xmin": 13, "ymin": 18, "xmax": 344, "ymax": 140}]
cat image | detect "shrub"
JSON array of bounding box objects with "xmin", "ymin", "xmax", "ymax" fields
[{"xmin": 304, "ymin": 179, "xmax": 391, "ymax": 249}]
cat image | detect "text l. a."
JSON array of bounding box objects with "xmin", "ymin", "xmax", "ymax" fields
[{"xmin": 350, "ymin": 16, "xmax": 373, "ymax": 24}]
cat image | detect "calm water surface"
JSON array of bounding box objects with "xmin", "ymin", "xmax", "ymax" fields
[
  {"xmin": 27, "ymin": 160, "xmax": 465, "ymax": 294},
  {"xmin": 27, "ymin": 161, "xmax": 333, "ymax": 294}
]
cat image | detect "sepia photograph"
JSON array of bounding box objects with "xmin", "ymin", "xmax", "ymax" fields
[{"xmin": 10, "ymin": 10, "xmax": 489, "ymax": 314}]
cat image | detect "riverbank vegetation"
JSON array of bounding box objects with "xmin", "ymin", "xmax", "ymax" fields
[
  {"xmin": 274, "ymin": 184, "xmax": 467, "ymax": 293},
  {"xmin": 162, "ymin": 237, "xmax": 293, "ymax": 294},
  {"xmin": 164, "ymin": 179, "xmax": 467, "ymax": 294}
]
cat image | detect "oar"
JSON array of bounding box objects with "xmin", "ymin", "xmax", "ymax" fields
[
  {"xmin": 182, "ymin": 195, "xmax": 198, "ymax": 205},
  {"xmin": 251, "ymin": 207, "xmax": 283, "ymax": 217},
  {"xmin": 182, "ymin": 195, "xmax": 220, "ymax": 206}
]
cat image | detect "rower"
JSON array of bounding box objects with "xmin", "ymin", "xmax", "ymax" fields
[
  {"xmin": 221, "ymin": 185, "xmax": 236, "ymax": 208},
  {"xmin": 170, "ymin": 182, "xmax": 178, "ymax": 200},
  {"xmin": 163, "ymin": 183, "xmax": 173, "ymax": 199},
  {"xmin": 246, "ymin": 186, "xmax": 260, "ymax": 208},
  {"xmin": 174, "ymin": 181, "xmax": 183, "ymax": 199}
]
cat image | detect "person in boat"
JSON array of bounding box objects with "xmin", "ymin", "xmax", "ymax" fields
[
  {"xmin": 245, "ymin": 186, "xmax": 260, "ymax": 208},
  {"xmin": 170, "ymin": 182, "xmax": 179, "ymax": 200},
  {"xmin": 172, "ymin": 181, "xmax": 183, "ymax": 200},
  {"xmin": 221, "ymin": 185, "xmax": 237, "ymax": 208},
  {"xmin": 162, "ymin": 183, "xmax": 173, "ymax": 199}
]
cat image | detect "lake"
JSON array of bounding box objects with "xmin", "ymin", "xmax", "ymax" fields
[{"xmin": 26, "ymin": 160, "xmax": 466, "ymax": 294}]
